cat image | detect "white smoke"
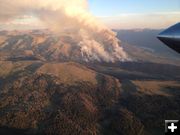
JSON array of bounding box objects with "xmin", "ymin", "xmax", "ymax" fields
[{"xmin": 0, "ymin": 0, "xmax": 129, "ymax": 62}]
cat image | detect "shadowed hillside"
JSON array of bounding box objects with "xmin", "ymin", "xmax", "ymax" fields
[{"xmin": 0, "ymin": 61, "xmax": 144, "ymax": 135}]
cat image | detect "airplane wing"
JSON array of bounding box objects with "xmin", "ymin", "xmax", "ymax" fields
[{"xmin": 157, "ymin": 23, "xmax": 180, "ymax": 53}]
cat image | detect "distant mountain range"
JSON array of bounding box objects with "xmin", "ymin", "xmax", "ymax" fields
[
  {"xmin": 0, "ymin": 30, "xmax": 179, "ymax": 66},
  {"xmin": 0, "ymin": 30, "xmax": 83, "ymax": 62},
  {"xmin": 0, "ymin": 30, "xmax": 128, "ymax": 63},
  {"xmin": 115, "ymin": 29, "xmax": 180, "ymax": 59}
]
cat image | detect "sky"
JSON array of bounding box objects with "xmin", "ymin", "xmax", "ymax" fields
[
  {"xmin": 0, "ymin": 0, "xmax": 180, "ymax": 30},
  {"xmin": 89, "ymin": 0, "xmax": 180, "ymax": 29},
  {"xmin": 89, "ymin": 0, "xmax": 180, "ymax": 16}
]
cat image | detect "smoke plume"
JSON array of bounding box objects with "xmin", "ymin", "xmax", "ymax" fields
[{"xmin": 0, "ymin": 0, "xmax": 129, "ymax": 62}]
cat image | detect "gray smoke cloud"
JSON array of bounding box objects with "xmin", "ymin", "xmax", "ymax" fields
[{"xmin": 0, "ymin": 0, "xmax": 129, "ymax": 62}]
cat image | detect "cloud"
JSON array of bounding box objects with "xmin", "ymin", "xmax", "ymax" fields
[
  {"xmin": 0, "ymin": 0, "xmax": 128, "ymax": 62},
  {"xmin": 99, "ymin": 12, "xmax": 180, "ymax": 29}
]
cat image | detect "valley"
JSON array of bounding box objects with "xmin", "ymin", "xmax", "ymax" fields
[{"xmin": 0, "ymin": 30, "xmax": 180, "ymax": 135}]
